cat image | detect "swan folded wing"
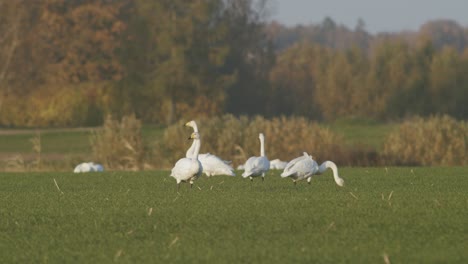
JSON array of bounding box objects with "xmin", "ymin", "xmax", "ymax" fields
[
  {"xmin": 243, "ymin": 156, "xmax": 257, "ymax": 169},
  {"xmin": 198, "ymin": 153, "xmax": 231, "ymax": 166},
  {"xmin": 171, "ymin": 158, "xmax": 200, "ymax": 181},
  {"xmin": 294, "ymin": 158, "xmax": 315, "ymax": 177},
  {"xmin": 74, "ymin": 162, "xmax": 100, "ymax": 173},
  {"xmin": 198, "ymin": 153, "xmax": 221, "ymax": 164},
  {"xmin": 256, "ymin": 157, "xmax": 270, "ymax": 171},
  {"xmin": 242, "ymin": 156, "xmax": 266, "ymax": 177},
  {"xmin": 198, "ymin": 153, "xmax": 235, "ymax": 176},
  {"xmin": 241, "ymin": 157, "xmax": 256, "ymax": 177},
  {"xmin": 199, "ymin": 153, "xmax": 232, "ymax": 165},
  {"xmin": 282, "ymin": 155, "xmax": 307, "ymax": 176},
  {"xmin": 270, "ymin": 159, "xmax": 288, "ymax": 169}
]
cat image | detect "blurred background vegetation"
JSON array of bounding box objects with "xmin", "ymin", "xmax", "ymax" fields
[
  {"xmin": 0, "ymin": 0, "xmax": 466, "ymax": 170},
  {"xmin": 0, "ymin": 114, "xmax": 465, "ymax": 171},
  {"xmin": 1, "ymin": 0, "xmax": 467, "ymax": 126}
]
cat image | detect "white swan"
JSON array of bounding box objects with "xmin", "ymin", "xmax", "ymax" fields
[
  {"xmin": 281, "ymin": 152, "xmax": 344, "ymax": 186},
  {"xmin": 269, "ymin": 159, "xmax": 288, "ymax": 170},
  {"xmin": 184, "ymin": 120, "xmax": 235, "ymax": 177},
  {"xmin": 73, "ymin": 162, "xmax": 104, "ymax": 173},
  {"xmin": 170, "ymin": 132, "xmax": 203, "ymax": 191},
  {"xmin": 242, "ymin": 133, "xmax": 270, "ymax": 181}
]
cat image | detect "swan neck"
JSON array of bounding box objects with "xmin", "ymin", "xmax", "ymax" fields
[
  {"xmin": 319, "ymin": 161, "xmax": 343, "ymax": 185},
  {"xmin": 192, "ymin": 123, "xmax": 199, "ymax": 133},
  {"xmin": 192, "ymin": 138, "xmax": 201, "ymax": 158},
  {"xmin": 186, "ymin": 140, "xmax": 196, "ymax": 158},
  {"xmin": 260, "ymin": 137, "xmax": 265, "ymax": 157}
]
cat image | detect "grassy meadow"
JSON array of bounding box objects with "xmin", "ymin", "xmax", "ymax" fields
[
  {"xmin": 326, "ymin": 118, "xmax": 398, "ymax": 150},
  {"xmin": 0, "ymin": 125, "xmax": 165, "ymax": 155},
  {"xmin": 1, "ymin": 167, "xmax": 467, "ymax": 263}
]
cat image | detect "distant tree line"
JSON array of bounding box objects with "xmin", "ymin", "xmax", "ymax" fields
[{"xmin": 0, "ymin": 0, "xmax": 467, "ymax": 127}]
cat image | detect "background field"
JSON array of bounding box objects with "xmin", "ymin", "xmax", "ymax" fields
[
  {"xmin": 1, "ymin": 167, "xmax": 467, "ymax": 263},
  {"xmin": 0, "ymin": 120, "xmax": 395, "ymax": 171}
]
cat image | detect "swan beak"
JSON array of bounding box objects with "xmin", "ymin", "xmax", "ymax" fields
[
  {"xmin": 184, "ymin": 121, "xmax": 191, "ymax": 127},
  {"xmin": 188, "ymin": 132, "xmax": 195, "ymax": 140}
]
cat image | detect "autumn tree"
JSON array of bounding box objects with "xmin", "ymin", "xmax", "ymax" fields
[
  {"xmin": 0, "ymin": 0, "xmax": 129, "ymax": 126},
  {"xmin": 428, "ymin": 46, "xmax": 467, "ymax": 117},
  {"xmin": 316, "ymin": 46, "xmax": 368, "ymax": 120},
  {"xmin": 0, "ymin": 1, "xmax": 46, "ymax": 126},
  {"xmin": 419, "ymin": 20, "xmax": 467, "ymax": 52},
  {"xmin": 268, "ymin": 43, "xmax": 326, "ymax": 119},
  {"xmin": 115, "ymin": 0, "xmax": 251, "ymax": 124},
  {"xmin": 223, "ymin": 0, "xmax": 275, "ymax": 116}
]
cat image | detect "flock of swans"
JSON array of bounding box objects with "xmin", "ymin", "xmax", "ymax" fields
[{"xmin": 171, "ymin": 120, "xmax": 345, "ymax": 190}]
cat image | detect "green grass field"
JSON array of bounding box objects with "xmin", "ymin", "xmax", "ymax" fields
[
  {"xmin": 1, "ymin": 167, "xmax": 467, "ymax": 263},
  {"xmin": 0, "ymin": 125, "xmax": 164, "ymax": 155},
  {"xmin": 0, "ymin": 126, "xmax": 165, "ymax": 170},
  {"xmin": 326, "ymin": 118, "xmax": 398, "ymax": 150}
]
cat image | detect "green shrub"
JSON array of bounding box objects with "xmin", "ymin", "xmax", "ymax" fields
[
  {"xmin": 382, "ymin": 115, "xmax": 467, "ymax": 165},
  {"xmin": 154, "ymin": 115, "xmax": 348, "ymax": 169},
  {"xmin": 90, "ymin": 114, "xmax": 145, "ymax": 170}
]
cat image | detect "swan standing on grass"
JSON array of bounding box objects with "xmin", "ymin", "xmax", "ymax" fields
[
  {"xmin": 242, "ymin": 133, "xmax": 270, "ymax": 181},
  {"xmin": 170, "ymin": 132, "xmax": 203, "ymax": 191},
  {"xmin": 281, "ymin": 152, "xmax": 344, "ymax": 186},
  {"xmin": 184, "ymin": 120, "xmax": 235, "ymax": 177}
]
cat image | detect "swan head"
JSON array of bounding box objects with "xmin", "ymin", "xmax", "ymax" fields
[
  {"xmin": 336, "ymin": 178, "xmax": 345, "ymax": 187},
  {"xmin": 258, "ymin": 133, "xmax": 265, "ymax": 140},
  {"xmin": 188, "ymin": 132, "xmax": 200, "ymax": 140},
  {"xmin": 185, "ymin": 120, "xmax": 197, "ymax": 128}
]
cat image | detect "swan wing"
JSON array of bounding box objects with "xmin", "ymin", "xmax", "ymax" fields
[
  {"xmin": 282, "ymin": 155, "xmax": 307, "ymax": 176},
  {"xmin": 73, "ymin": 163, "xmax": 84, "ymax": 173},
  {"xmin": 171, "ymin": 158, "xmax": 200, "ymax": 181},
  {"xmin": 198, "ymin": 153, "xmax": 235, "ymax": 176},
  {"xmin": 242, "ymin": 156, "xmax": 258, "ymax": 177},
  {"xmin": 242, "ymin": 156, "xmax": 269, "ymax": 177},
  {"xmin": 270, "ymin": 159, "xmax": 288, "ymax": 170},
  {"xmin": 74, "ymin": 162, "xmax": 93, "ymax": 173},
  {"xmin": 256, "ymin": 156, "xmax": 270, "ymax": 172},
  {"xmin": 281, "ymin": 153, "xmax": 317, "ymax": 178},
  {"xmin": 92, "ymin": 164, "xmax": 104, "ymax": 172}
]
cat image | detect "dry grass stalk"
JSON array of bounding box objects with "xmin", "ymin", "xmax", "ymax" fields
[
  {"xmin": 154, "ymin": 114, "xmax": 347, "ymax": 168},
  {"xmin": 91, "ymin": 114, "xmax": 144, "ymax": 171},
  {"xmin": 383, "ymin": 115, "xmax": 467, "ymax": 165}
]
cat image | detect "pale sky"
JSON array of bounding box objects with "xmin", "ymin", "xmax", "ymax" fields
[{"xmin": 271, "ymin": 0, "xmax": 468, "ymax": 33}]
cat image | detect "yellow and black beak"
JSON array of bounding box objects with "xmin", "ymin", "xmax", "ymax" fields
[{"xmin": 188, "ymin": 132, "xmax": 194, "ymax": 140}]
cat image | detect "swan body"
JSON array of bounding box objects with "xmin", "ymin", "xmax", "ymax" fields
[
  {"xmin": 74, "ymin": 162, "xmax": 104, "ymax": 173},
  {"xmin": 198, "ymin": 153, "xmax": 235, "ymax": 177},
  {"xmin": 242, "ymin": 156, "xmax": 270, "ymax": 179},
  {"xmin": 171, "ymin": 132, "xmax": 203, "ymax": 190},
  {"xmin": 185, "ymin": 120, "xmax": 235, "ymax": 177},
  {"xmin": 242, "ymin": 133, "xmax": 270, "ymax": 181},
  {"xmin": 269, "ymin": 159, "xmax": 288, "ymax": 170},
  {"xmin": 281, "ymin": 152, "xmax": 344, "ymax": 186}
]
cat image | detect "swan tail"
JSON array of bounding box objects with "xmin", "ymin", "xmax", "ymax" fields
[{"xmin": 218, "ymin": 163, "xmax": 235, "ymax": 176}]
